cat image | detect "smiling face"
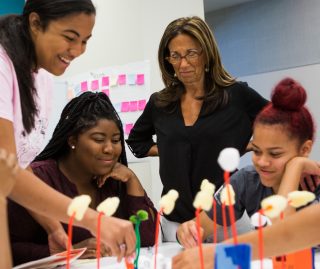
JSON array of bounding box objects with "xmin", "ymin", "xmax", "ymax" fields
[
  {"xmin": 252, "ymin": 123, "xmax": 311, "ymax": 192},
  {"xmin": 29, "ymin": 12, "xmax": 95, "ymax": 75},
  {"xmin": 69, "ymin": 119, "xmax": 122, "ymax": 177},
  {"xmin": 167, "ymin": 33, "xmax": 206, "ymax": 87}
]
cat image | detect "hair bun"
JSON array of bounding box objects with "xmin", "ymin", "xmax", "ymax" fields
[{"xmin": 271, "ymin": 77, "xmax": 306, "ymax": 111}]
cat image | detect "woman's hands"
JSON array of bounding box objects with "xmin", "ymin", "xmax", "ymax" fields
[
  {"xmin": 177, "ymin": 220, "xmax": 203, "ymax": 248},
  {"xmin": 73, "ymin": 237, "xmax": 112, "ymax": 259}
]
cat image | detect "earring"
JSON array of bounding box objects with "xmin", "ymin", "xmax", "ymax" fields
[
  {"xmin": 71, "ymin": 145, "xmax": 75, "ymax": 149},
  {"xmin": 174, "ymin": 73, "xmax": 177, "ymax": 77},
  {"xmin": 205, "ymin": 66, "xmax": 209, "ymax": 72}
]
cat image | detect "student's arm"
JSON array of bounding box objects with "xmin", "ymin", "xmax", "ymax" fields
[
  {"xmin": 277, "ymin": 157, "xmax": 320, "ymax": 217},
  {"xmin": 0, "ymin": 148, "xmax": 19, "ymax": 269},
  {"xmin": 0, "ymin": 198, "xmax": 12, "ymax": 269},
  {"xmin": 9, "ymin": 168, "xmax": 136, "ymax": 259},
  {"xmin": 172, "ymin": 203, "xmax": 320, "ymax": 269}
]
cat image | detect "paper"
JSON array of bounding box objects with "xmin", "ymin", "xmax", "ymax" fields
[
  {"xmin": 118, "ymin": 74, "xmax": 126, "ymax": 85},
  {"xmin": 91, "ymin": 80, "xmax": 99, "ymax": 91},
  {"xmin": 13, "ymin": 248, "xmax": 86, "ymax": 269},
  {"xmin": 102, "ymin": 76, "xmax": 109, "ymax": 87}
]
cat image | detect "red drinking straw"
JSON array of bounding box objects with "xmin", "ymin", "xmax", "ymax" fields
[
  {"xmin": 221, "ymin": 202, "xmax": 228, "ymax": 240},
  {"xmin": 96, "ymin": 211, "xmax": 104, "ymax": 269},
  {"xmin": 280, "ymin": 212, "xmax": 285, "ymax": 269},
  {"xmin": 224, "ymin": 171, "xmax": 238, "ymax": 244},
  {"xmin": 154, "ymin": 208, "xmax": 163, "ymax": 269},
  {"xmin": 195, "ymin": 208, "xmax": 205, "ymax": 269},
  {"xmin": 213, "ymin": 199, "xmax": 217, "ymax": 244},
  {"xmin": 258, "ymin": 210, "xmax": 264, "ymax": 269},
  {"xmin": 66, "ymin": 212, "xmax": 75, "ymax": 269}
]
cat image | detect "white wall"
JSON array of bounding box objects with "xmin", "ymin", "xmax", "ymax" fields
[{"xmin": 52, "ymin": 0, "xmax": 204, "ymax": 206}]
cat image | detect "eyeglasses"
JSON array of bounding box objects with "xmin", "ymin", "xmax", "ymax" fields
[{"xmin": 166, "ymin": 49, "xmax": 203, "ymax": 65}]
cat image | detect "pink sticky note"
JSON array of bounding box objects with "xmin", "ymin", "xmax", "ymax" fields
[
  {"xmin": 138, "ymin": 99, "xmax": 146, "ymax": 110},
  {"xmin": 91, "ymin": 80, "xmax": 99, "ymax": 90},
  {"xmin": 102, "ymin": 76, "xmax": 109, "ymax": 87},
  {"xmin": 136, "ymin": 74, "xmax": 145, "ymax": 85},
  {"xmin": 80, "ymin": 81, "xmax": 88, "ymax": 92},
  {"xmin": 129, "ymin": 101, "xmax": 138, "ymax": 112},
  {"xmin": 118, "ymin": 74, "xmax": 126, "ymax": 85},
  {"xmin": 102, "ymin": 89, "xmax": 110, "ymax": 96},
  {"xmin": 125, "ymin": 123, "xmax": 134, "ymax": 135},
  {"xmin": 121, "ymin": 102, "xmax": 130, "ymax": 112}
]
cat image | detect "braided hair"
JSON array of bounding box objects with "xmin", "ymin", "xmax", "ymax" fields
[{"xmin": 34, "ymin": 92, "xmax": 128, "ymax": 166}]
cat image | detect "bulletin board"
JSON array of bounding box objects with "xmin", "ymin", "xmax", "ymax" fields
[{"xmin": 64, "ymin": 60, "xmax": 151, "ymax": 162}]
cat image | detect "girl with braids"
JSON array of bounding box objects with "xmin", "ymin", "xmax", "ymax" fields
[
  {"xmin": 0, "ymin": 0, "xmax": 136, "ymax": 264},
  {"xmin": 8, "ymin": 92, "xmax": 157, "ymax": 265},
  {"xmin": 173, "ymin": 77, "xmax": 320, "ymax": 269}
]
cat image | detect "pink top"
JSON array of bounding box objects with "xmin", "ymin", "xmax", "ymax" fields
[{"xmin": 0, "ymin": 46, "xmax": 53, "ymax": 168}]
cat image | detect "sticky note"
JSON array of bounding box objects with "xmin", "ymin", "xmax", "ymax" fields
[
  {"xmin": 136, "ymin": 74, "xmax": 145, "ymax": 85},
  {"xmin": 80, "ymin": 81, "xmax": 88, "ymax": 92},
  {"xmin": 138, "ymin": 99, "xmax": 147, "ymax": 110},
  {"xmin": 125, "ymin": 123, "xmax": 134, "ymax": 135},
  {"xmin": 128, "ymin": 74, "xmax": 136, "ymax": 85},
  {"xmin": 110, "ymin": 75, "xmax": 118, "ymax": 87},
  {"xmin": 102, "ymin": 89, "xmax": 109, "ymax": 96},
  {"xmin": 118, "ymin": 74, "xmax": 126, "ymax": 85},
  {"xmin": 121, "ymin": 102, "xmax": 130, "ymax": 112},
  {"xmin": 129, "ymin": 101, "xmax": 138, "ymax": 112},
  {"xmin": 91, "ymin": 80, "xmax": 99, "ymax": 90},
  {"xmin": 102, "ymin": 76, "xmax": 109, "ymax": 87}
]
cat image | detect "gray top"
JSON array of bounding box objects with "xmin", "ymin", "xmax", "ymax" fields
[{"xmin": 207, "ymin": 165, "xmax": 273, "ymax": 226}]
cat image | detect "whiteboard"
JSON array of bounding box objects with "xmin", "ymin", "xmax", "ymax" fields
[{"xmin": 46, "ymin": 61, "xmax": 151, "ymax": 163}]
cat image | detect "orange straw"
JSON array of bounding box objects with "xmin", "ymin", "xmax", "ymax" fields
[
  {"xmin": 96, "ymin": 212, "xmax": 104, "ymax": 269},
  {"xmin": 224, "ymin": 171, "xmax": 238, "ymax": 244},
  {"xmin": 213, "ymin": 199, "xmax": 217, "ymax": 244},
  {"xmin": 258, "ymin": 210, "xmax": 264, "ymax": 269},
  {"xmin": 154, "ymin": 208, "xmax": 163, "ymax": 269},
  {"xmin": 66, "ymin": 212, "xmax": 75, "ymax": 269},
  {"xmin": 195, "ymin": 208, "xmax": 204, "ymax": 269},
  {"xmin": 221, "ymin": 202, "xmax": 228, "ymax": 240}
]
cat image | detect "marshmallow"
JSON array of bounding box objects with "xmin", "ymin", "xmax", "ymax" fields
[
  {"xmin": 193, "ymin": 190, "xmax": 213, "ymax": 211},
  {"xmin": 250, "ymin": 211, "xmax": 272, "ymax": 228},
  {"xmin": 287, "ymin": 191, "xmax": 315, "ymax": 208},
  {"xmin": 200, "ymin": 179, "xmax": 216, "ymax": 195},
  {"xmin": 217, "ymin": 148, "xmax": 240, "ymax": 172},
  {"xmin": 96, "ymin": 197, "xmax": 120, "ymax": 216},
  {"xmin": 260, "ymin": 195, "xmax": 287, "ymax": 218},
  {"xmin": 67, "ymin": 195, "xmax": 91, "ymax": 221},
  {"xmin": 159, "ymin": 189, "xmax": 179, "ymax": 215},
  {"xmin": 220, "ymin": 184, "xmax": 236, "ymax": 206}
]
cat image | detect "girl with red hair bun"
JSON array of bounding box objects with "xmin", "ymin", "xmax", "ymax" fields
[{"xmin": 176, "ymin": 77, "xmax": 320, "ymax": 250}]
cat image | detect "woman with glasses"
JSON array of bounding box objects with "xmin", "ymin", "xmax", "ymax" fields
[{"xmin": 126, "ymin": 16, "xmax": 268, "ymax": 241}]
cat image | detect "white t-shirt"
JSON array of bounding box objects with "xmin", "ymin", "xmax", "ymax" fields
[{"xmin": 0, "ymin": 46, "xmax": 53, "ymax": 168}]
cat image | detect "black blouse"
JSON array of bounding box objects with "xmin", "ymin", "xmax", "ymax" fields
[{"xmin": 126, "ymin": 82, "xmax": 268, "ymax": 222}]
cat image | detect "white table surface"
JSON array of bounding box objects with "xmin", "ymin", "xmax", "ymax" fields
[{"xmin": 69, "ymin": 242, "xmax": 320, "ymax": 269}]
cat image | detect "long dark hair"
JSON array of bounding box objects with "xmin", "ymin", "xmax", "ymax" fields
[
  {"xmin": 157, "ymin": 16, "xmax": 235, "ymax": 114},
  {"xmin": 0, "ymin": 0, "xmax": 95, "ymax": 133},
  {"xmin": 34, "ymin": 92, "xmax": 128, "ymax": 166}
]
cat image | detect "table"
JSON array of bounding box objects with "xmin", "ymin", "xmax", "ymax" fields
[{"xmin": 70, "ymin": 243, "xmax": 320, "ymax": 269}]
